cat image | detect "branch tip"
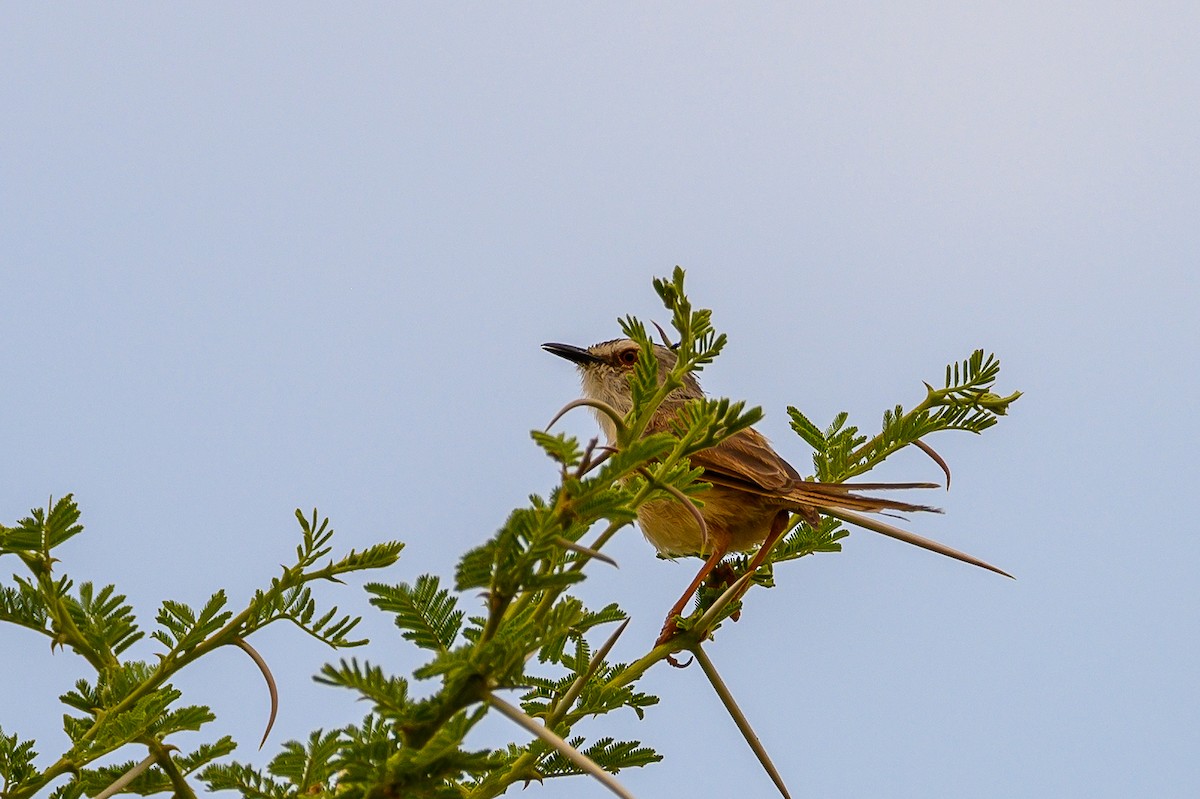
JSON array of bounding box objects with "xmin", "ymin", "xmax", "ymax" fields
[
  {"xmin": 692, "ymin": 646, "xmax": 792, "ymax": 799},
  {"xmin": 554, "ymin": 536, "xmax": 619, "ymax": 568}
]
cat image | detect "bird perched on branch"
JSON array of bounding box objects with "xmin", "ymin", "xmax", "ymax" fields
[{"xmin": 544, "ymin": 337, "xmax": 1010, "ymax": 648}]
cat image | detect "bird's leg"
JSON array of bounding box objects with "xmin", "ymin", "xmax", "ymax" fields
[
  {"xmin": 741, "ymin": 510, "xmax": 792, "ymax": 578},
  {"xmin": 705, "ymin": 561, "xmax": 741, "ymax": 621},
  {"xmin": 656, "ymin": 545, "xmax": 728, "ymax": 649},
  {"xmin": 721, "ymin": 510, "xmax": 793, "ymax": 613}
]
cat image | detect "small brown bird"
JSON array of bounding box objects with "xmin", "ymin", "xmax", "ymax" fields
[{"xmin": 544, "ymin": 338, "xmax": 1011, "ymax": 646}]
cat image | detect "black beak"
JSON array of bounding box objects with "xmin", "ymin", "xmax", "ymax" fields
[{"xmin": 542, "ymin": 342, "xmax": 602, "ymax": 366}]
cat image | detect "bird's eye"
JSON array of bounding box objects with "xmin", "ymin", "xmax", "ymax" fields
[{"xmin": 617, "ymin": 349, "xmax": 639, "ymax": 366}]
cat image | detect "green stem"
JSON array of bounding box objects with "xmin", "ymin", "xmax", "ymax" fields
[
  {"xmin": 33, "ymin": 566, "xmax": 115, "ymax": 674},
  {"xmin": 841, "ymin": 390, "xmax": 942, "ymax": 478},
  {"xmin": 9, "ymin": 757, "xmax": 77, "ymax": 799},
  {"xmin": 71, "ymin": 559, "xmax": 344, "ymax": 753},
  {"xmin": 147, "ymin": 739, "xmax": 196, "ymax": 799}
]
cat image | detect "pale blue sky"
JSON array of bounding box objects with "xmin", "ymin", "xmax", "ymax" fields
[{"xmin": 3, "ymin": 5, "xmax": 1197, "ymax": 797}]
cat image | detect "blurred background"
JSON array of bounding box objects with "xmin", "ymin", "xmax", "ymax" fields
[{"xmin": 2, "ymin": 4, "xmax": 1197, "ymax": 797}]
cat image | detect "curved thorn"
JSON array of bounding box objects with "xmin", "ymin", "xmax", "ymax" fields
[
  {"xmin": 233, "ymin": 637, "xmax": 279, "ymax": 749},
  {"xmin": 912, "ymin": 439, "xmax": 951, "ymax": 489},
  {"xmin": 94, "ymin": 753, "xmax": 158, "ymax": 799},
  {"xmin": 652, "ymin": 320, "xmax": 675, "ymax": 348},
  {"xmin": 487, "ymin": 692, "xmax": 636, "ymax": 799},
  {"xmin": 637, "ymin": 467, "xmax": 709, "ymax": 550},
  {"xmin": 692, "ymin": 646, "xmax": 792, "ymax": 799},
  {"xmin": 666, "ymin": 652, "xmax": 693, "ymax": 668},
  {"xmin": 554, "ymin": 536, "xmax": 619, "ymax": 568},
  {"xmin": 824, "ymin": 508, "xmax": 1013, "ymax": 579},
  {"xmin": 546, "ymin": 398, "xmax": 627, "ymax": 436}
]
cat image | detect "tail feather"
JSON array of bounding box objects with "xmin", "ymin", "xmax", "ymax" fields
[
  {"xmin": 824, "ymin": 507, "xmax": 1014, "ymax": 578},
  {"xmin": 785, "ymin": 481, "xmax": 940, "ymax": 515},
  {"xmin": 783, "ymin": 481, "xmax": 1013, "ymax": 579}
]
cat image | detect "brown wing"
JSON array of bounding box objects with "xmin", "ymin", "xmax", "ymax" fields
[
  {"xmin": 686, "ymin": 426, "xmax": 939, "ymax": 515},
  {"xmin": 688, "ymin": 426, "xmax": 802, "ymax": 493}
]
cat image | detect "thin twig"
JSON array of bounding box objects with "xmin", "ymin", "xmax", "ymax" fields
[
  {"xmin": 232, "ymin": 637, "xmax": 279, "ymax": 749},
  {"xmin": 486, "ymin": 692, "xmax": 636, "ymax": 799},
  {"xmin": 692, "ymin": 646, "xmax": 792, "ymax": 799},
  {"xmin": 93, "ymin": 753, "xmax": 158, "ymax": 799},
  {"xmin": 547, "ymin": 618, "xmax": 631, "ymax": 728},
  {"xmin": 822, "ymin": 507, "xmax": 1013, "ymax": 578},
  {"xmin": 554, "ymin": 536, "xmax": 619, "ymax": 568}
]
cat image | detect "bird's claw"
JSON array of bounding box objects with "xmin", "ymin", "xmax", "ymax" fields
[{"xmin": 656, "ymin": 617, "xmax": 693, "ymax": 668}]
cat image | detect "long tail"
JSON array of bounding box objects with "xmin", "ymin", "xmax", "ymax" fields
[
  {"xmin": 784, "ymin": 481, "xmax": 1013, "ymax": 579},
  {"xmin": 785, "ymin": 481, "xmax": 942, "ymax": 515}
]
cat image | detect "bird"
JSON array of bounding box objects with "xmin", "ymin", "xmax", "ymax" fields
[{"xmin": 543, "ymin": 337, "xmax": 1011, "ymax": 647}]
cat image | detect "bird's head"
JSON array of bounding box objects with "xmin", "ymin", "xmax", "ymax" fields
[{"xmin": 542, "ymin": 338, "xmax": 703, "ymax": 439}]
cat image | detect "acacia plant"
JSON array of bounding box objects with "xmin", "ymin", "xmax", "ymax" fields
[{"xmin": 0, "ymin": 268, "xmax": 1019, "ymax": 798}]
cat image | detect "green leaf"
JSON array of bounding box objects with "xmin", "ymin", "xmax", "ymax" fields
[
  {"xmin": 151, "ymin": 590, "xmax": 232, "ymax": 652},
  {"xmin": 539, "ymin": 736, "xmax": 661, "ymax": 777},
  {"xmin": 0, "ymin": 726, "xmax": 39, "ymax": 790},
  {"xmin": 2, "ymin": 495, "xmax": 83, "ymax": 552},
  {"xmin": 367, "ymin": 575, "xmax": 463, "ymax": 653},
  {"xmin": 247, "ymin": 582, "xmax": 367, "ymax": 647},
  {"xmin": 149, "ymin": 704, "xmax": 216, "ymax": 737},
  {"xmin": 379, "ymin": 708, "xmax": 502, "ymax": 790},
  {"xmin": 79, "ymin": 737, "xmax": 236, "ymax": 797},
  {"xmin": 0, "ymin": 579, "xmax": 50, "ymax": 636},
  {"xmin": 328, "ymin": 714, "xmax": 396, "ymax": 794},
  {"xmin": 177, "ymin": 736, "xmax": 238, "ymax": 774},
  {"xmin": 48, "ymin": 780, "xmax": 86, "ymax": 799},
  {"xmin": 295, "ymin": 508, "xmax": 335, "ymax": 568},
  {"xmin": 325, "ymin": 541, "xmax": 405, "ymax": 576},
  {"xmin": 66, "ymin": 683, "xmax": 183, "ymax": 759},
  {"xmin": 268, "ymin": 729, "xmax": 343, "ymax": 792},
  {"xmin": 799, "ymin": 349, "xmax": 1020, "ymax": 481},
  {"xmin": 200, "ymin": 760, "xmax": 294, "ymax": 799},
  {"xmin": 315, "ymin": 659, "xmax": 410, "ymax": 717},
  {"xmin": 531, "ymin": 431, "xmax": 584, "ymax": 467},
  {"xmin": 787, "ymin": 406, "xmax": 825, "ymax": 451},
  {"xmin": 69, "ymin": 582, "xmax": 144, "ymax": 657}
]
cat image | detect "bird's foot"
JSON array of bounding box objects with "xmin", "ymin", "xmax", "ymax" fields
[
  {"xmin": 656, "ymin": 616, "xmax": 693, "ymax": 668},
  {"xmin": 655, "ymin": 616, "xmax": 680, "ymax": 648}
]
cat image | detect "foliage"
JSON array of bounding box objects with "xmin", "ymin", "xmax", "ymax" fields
[
  {"xmin": 0, "ymin": 505, "xmax": 401, "ymax": 799},
  {"xmin": 1, "ymin": 268, "xmax": 1017, "ymax": 798}
]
